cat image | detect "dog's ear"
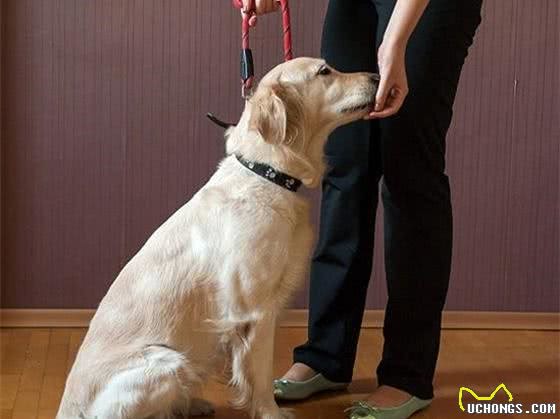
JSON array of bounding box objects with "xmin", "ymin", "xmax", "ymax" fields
[{"xmin": 248, "ymin": 83, "xmax": 303, "ymax": 145}]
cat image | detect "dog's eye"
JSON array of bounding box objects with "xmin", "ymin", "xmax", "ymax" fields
[{"xmin": 317, "ymin": 66, "xmax": 331, "ymax": 76}]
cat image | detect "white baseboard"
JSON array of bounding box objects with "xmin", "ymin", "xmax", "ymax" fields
[{"xmin": 1, "ymin": 309, "xmax": 558, "ymax": 330}]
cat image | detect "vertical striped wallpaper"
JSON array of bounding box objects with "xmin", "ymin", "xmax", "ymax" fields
[{"xmin": 1, "ymin": 1, "xmax": 558, "ymax": 311}]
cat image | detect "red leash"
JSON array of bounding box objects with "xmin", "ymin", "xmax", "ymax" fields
[
  {"xmin": 232, "ymin": 0, "xmax": 293, "ymax": 98},
  {"xmin": 206, "ymin": 1, "xmax": 293, "ymax": 129}
]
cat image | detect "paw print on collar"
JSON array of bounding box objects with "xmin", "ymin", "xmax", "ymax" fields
[
  {"xmin": 234, "ymin": 154, "xmax": 302, "ymax": 192},
  {"xmin": 265, "ymin": 168, "xmax": 277, "ymax": 179}
]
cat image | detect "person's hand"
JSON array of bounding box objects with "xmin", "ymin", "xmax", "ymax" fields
[
  {"xmin": 241, "ymin": 0, "xmax": 280, "ymax": 27},
  {"xmin": 366, "ymin": 42, "xmax": 409, "ymax": 119}
]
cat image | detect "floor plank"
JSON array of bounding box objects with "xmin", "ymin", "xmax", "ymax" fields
[
  {"xmin": 0, "ymin": 375, "xmax": 20, "ymax": 411},
  {"xmin": 11, "ymin": 390, "xmax": 40, "ymax": 419},
  {"xmin": 0, "ymin": 330, "xmax": 31, "ymax": 375},
  {"xmin": 0, "ymin": 328, "xmax": 557, "ymax": 419},
  {"xmin": 19, "ymin": 329, "xmax": 50, "ymax": 393}
]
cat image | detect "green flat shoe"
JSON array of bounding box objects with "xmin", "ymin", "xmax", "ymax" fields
[
  {"xmin": 345, "ymin": 397, "xmax": 432, "ymax": 419},
  {"xmin": 273, "ymin": 373, "xmax": 349, "ymax": 401}
]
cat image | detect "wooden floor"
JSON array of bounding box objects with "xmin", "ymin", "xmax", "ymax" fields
[{"xmin": 1, "ymin": 328, "xmax": 558, "ymax": 419}]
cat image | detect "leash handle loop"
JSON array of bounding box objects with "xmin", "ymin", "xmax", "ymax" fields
[{"xmin": 232, "ymin": 0, "xmax": 293, "ymax": 98}]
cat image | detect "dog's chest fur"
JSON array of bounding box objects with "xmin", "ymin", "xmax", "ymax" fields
[{"xmin": 87, "ymin": 155, "xmax": 312, "ymax": 354}]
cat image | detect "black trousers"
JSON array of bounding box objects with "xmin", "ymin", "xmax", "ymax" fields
[{"xmin": 293, "ymin": 0, "xmax": 482, "ymax": 400}]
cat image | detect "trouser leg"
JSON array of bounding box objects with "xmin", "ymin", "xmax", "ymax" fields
[
  {"xmin": 293, "ymin": 0, "xmax": 382, "ymax": 383},
  {"xmin": 373, "ymin": 0, "xmax": 483, "ymax": 399}
]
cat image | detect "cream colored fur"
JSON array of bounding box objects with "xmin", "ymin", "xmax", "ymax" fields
[{"xmin": 57, "ymin": 57, "xmax": 378, "ymax": 419}]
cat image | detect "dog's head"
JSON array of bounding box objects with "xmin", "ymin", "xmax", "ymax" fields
[{"xmin": 227, "ymin": 57, "xmax": 379, "ymax": 187}]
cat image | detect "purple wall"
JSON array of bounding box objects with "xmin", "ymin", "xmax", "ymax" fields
[{"xmin": 1, "ymin": 1, "xmax": 558, "ymax": 311}]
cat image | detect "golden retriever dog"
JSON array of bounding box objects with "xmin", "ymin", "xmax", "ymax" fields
[{"xmin": 57, "ymin": 57, "xmax": 378, "ymax": 419}]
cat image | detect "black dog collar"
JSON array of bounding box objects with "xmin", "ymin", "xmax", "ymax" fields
[{"xmin": 235, "ymin": 155, "xmax": 302, "ymax": 192}]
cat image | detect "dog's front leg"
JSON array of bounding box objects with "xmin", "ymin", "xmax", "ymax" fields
[{"xmin": 231, "ymin": 314, "xmax": 292, "ymax": 419}]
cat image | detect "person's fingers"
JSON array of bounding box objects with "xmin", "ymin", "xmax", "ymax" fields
[
  {"xmin": 263, "ymin": 0, "xmax": 273, "ymax": 12},
  {"xmin": 374, "ymin": 78, "xmax": 390, "ymax": 112},
  {"xmin": 367, "ymin": 87, "xmax": 407, "ymax": 118},
  {"xmin": 256, "ymin": 0, "xmax": 280, "ymax": 14},
  {"xmin": 242, "ymin": 0, "xmax": 279, "ymax": 26},
  {"xmin": 242, "ymin": 0, "xmax": 254, "ymax": 12},
  {"xmin": 240, "ymin": 3, "xmax": 258, "ymax": 26},
  {"xmin": 385, "ymin": 87, "xmax": 406, "ymax": 114},
  {"xmin": 240, "ymin": 10, "xmax": 258, "ymax": 26},
  {"xmin": 368, "ymin": 106, "xmax": 396, "ymax": 119}
]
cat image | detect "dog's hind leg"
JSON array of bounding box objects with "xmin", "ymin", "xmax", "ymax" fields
[{"xmin": 88, "ymin": 345, "xmax": 198, "ymax": 419}]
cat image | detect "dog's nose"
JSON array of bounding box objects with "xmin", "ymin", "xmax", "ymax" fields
[{"xmin": 370, "ymin": 73, "xmax": 380, "ymax": 84}]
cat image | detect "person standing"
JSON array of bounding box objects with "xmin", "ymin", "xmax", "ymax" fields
[{"xmin": 239, "ymin": 1, "xmax": 482, "ymax": 418}]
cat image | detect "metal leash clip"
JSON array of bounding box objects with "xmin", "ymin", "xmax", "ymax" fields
[{"xmin": 237, "ymin": 0, "xmax": 256, "ymax": 99}]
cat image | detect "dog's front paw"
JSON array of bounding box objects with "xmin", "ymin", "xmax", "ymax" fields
[{"xmin": 189, "ymin": 398, "xmax": 215, "ymax": 416}]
